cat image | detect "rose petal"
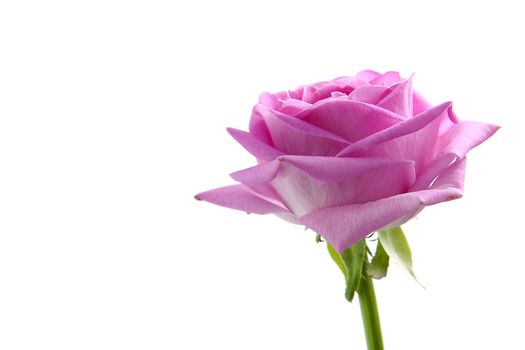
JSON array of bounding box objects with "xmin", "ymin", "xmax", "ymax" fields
[
  {"xmin": 332, "ymin": 76, "xmax": 369, "ymax": 90},
  {"xmin": 229, "ymin": 156, "xmax": 416, "ymax": 217},
  {"xmin": 306, "ymin": 78, "xmax": 367, "ymax": 103},
  {"xmin": 301, "ymin": 184, "xmax": 463, "ymax": 253},
  {"xmin": 289, "ymin": 85, "xmax": 305, "ymax": 100},
  {"xmin": 408, "ymin": 153, "xmax": 457, "ymax": 192},
  {"xmin": 229, "ymin": 160, "xmax": 290, "ymax": 209},
  {"xmin": 195, "ymin": 184, "xmax": 289, "ymax": 215},
  {"xmin": 229, "ymin": 160, "xmax": 288, "ymax": 208},
  {"xmin": 377, "ymin": 77, "xmax": 413, "ymax": 118},
  {"xmin": 255, "ymin": 104, "xmax": 350, "ymax": 156},
  {"xmin": 370, "ymin": 71, "xmax": 403, "ymax": 86},
  {"xmin": 227, "ymin": 128, "xmax": 284, "ymax": 161},
  {"xmin": 230, "ymin": 159, "xmax": 280, "ymax": 184},
  {"xmin": 431, "ymin": 157, "xmax": 466, "ymax": 191},
  {"xmin": 438, "ymin": 121, "xmax": 500, "ymax": 159},
  {"xmin": 336, "ymin": 102, "xmax": 454, "ymax": 174},
  {"xmin": 337, "ymin": 102, "xmax": 452, "ymax": 157},
  {"xmin": 331, "ymin": 91, "xmax": 347, "ymax": 98},
  {"xmin": 277, "ymin": 155, "xmax": 415, "ymax": 183},
  {"xmin": 413, "ymin": 91, "xmax": 432, "ymax": 115},
  {"xmin": 249, "ymin": 106, "xmax": 274, "ymax": 145},
  {"xmin": 297, "ymin": 99, "xmax": 404, "ymax": 142},
  {"xmin": 259, "ymin": 92, "xmax": 282, "ymax": 110},
  {"xmin": 301, "ymin": 85, "xmax": 318, "ymax": 104},
  {"xmin": 271, "ymin": 156, "xmax": 416, "ymax": 217},
  {"xmin": 279, "ymin": 99, "xmax": 312, "ymax": 115},
  {"xmin": 307, "ymin": 83, "xmax": 348, "ymax": 104},
  {"xmin": 348, "ymin": 85, "xmax": 392, "ymax": 104},
  {"xmin": 409, "ymin": 121, "xmax": 499, "ymax": 191},
  {"xmin": 356, "ymin": 70, "xmax": 381, "ymax": 82}
]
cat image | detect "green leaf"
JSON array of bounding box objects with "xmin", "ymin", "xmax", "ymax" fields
[
  {"xmin": 379, "ymin": 227, "xmax": 417, "ymax": 280},
  {"xmin": 366, "ymin": 240, "xmax": 389, "ymax": 280}
]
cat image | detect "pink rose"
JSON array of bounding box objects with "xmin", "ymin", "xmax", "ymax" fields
[{"xmin": 196, "ymin": 70, "xmax": 498, "ymax": 252}]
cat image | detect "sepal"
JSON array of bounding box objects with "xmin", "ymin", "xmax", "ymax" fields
[
  {"xmin": 366, "ymin": 240, "xmax": 390, "ymax": 280},
  {"xmin": 378, "ymin": 227, "xmax": 420, "ymax": 283},
  {"xmin": 327, "ymin": 240, "xmax": 366, "ymax": 302}
]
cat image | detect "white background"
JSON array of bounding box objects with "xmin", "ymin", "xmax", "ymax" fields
[{"xmin": 0, "ymin": 1, "xmax": 522, "ymax": 349}]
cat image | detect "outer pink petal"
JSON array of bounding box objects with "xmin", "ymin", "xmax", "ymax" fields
[
  {"xmin": 301, "ymin": 183, "xmax": 463, "ymax": 253},
  {"xmin": 336, "ymin": 102, "xmax": 454, "ymax": 174},
  {"xmin": 302, "ymin": 159, "xmax": 466, "ymax": 252},
  {"xmin": 336, "ymin": 102, "xmax": 452, "ymax": 157},
  {"xmin": 413, "ymin": 91, "xmax": 432, "ymax": 115},
  {"xmin": 271, "ymin": 156, "xmax": 416, "ymax": 217},
  {"xmin": 249, "ymin": 105, "xmax": 274, "ymax": 145},
  {"xmin": 277, "ymin": 155, "xmax": 415, "ymax": 183},
  {"xmin": 229, "ymin": 160, "xmax": 291, "ymax": 210},
  {"xmin": 230, "ymin": 160, "xmax": 281, "ymax": 184},
  {"xmin": 229, "ymin": 156, "xmax": 414, "ymax": 216},
  {"xmin": 297, "ymin": 99, "xmax": 404, "ymax": 142},
  {"xmin": 437, "ymin": 121, "xmax": 500, "ymax": 158},
  {"xmin": 227, "ymin": 128, "xmax": 284, "ymax": 161},
  {"xmin": 195, "ymin": 184, "xmax": 289, "ymax": 215},
  {"xmin": 410, "ymin": 121, "xmax": 499, "ymax": 191},
  {"xmin": 431, "ymin": 157, "xmax": 466, "ymax": 191},
  {"xmin": 254, "ymin": 104, "xmax": 350, "ymax": 156}
]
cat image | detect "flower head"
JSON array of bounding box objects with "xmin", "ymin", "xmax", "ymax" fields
[{"xmin": 196, "ymin": 70, "xmax": 499, "ymax": 252}]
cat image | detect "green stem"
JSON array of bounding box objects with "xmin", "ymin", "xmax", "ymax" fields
[{"xmin": 357, "ymin": 268, "xmax": 384, "ymax": 350}]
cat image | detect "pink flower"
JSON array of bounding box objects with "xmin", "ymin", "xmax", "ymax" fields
[{"xmin": 196, "ymin": 70, "xmax": 498, "ymax": 252}]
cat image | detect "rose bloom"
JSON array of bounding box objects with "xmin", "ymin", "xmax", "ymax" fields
[{"xmin": 196, "ymin": 71, "xmax": 498, "ymax": 252}]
